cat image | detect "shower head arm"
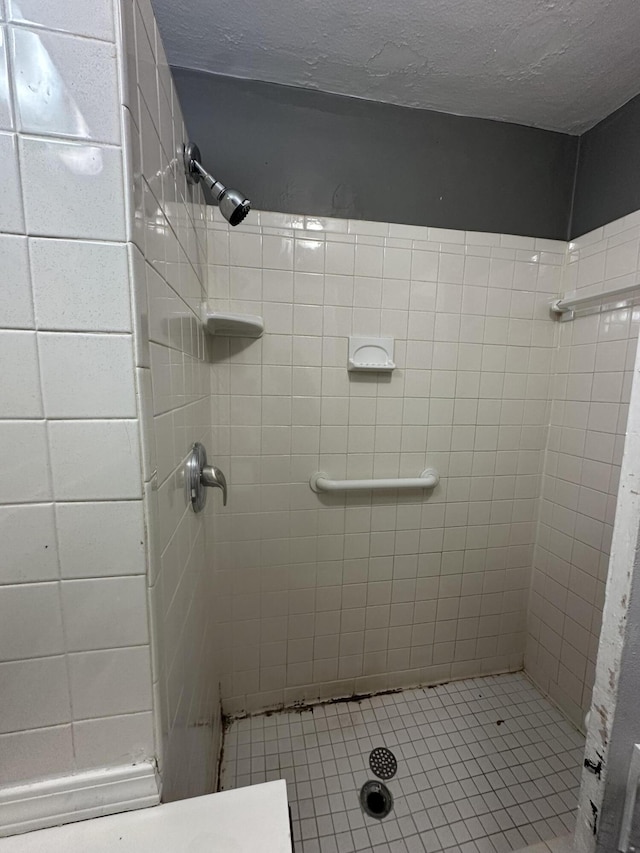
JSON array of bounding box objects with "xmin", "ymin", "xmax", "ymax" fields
[
  {"xmin": 190, "ymin": 158, "xmax": 226, "ymax": 201},
  {"xmin": 184, "ymin": 143, "xmax": 223, "ymax": 197}
]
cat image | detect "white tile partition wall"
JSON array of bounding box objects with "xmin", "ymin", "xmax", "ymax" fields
[
  {"xmin": 525, "ymin": 211, "xmax": 640, "ymax": 729},
  {"xmin": 0, "ymin": 0, "xmax": 155, "ymax": 792},
  {"xmin": 0, "ymin": 0, "xmax": 220, "ymax": 819},
  {"xmin": 206, "ymin": 210, "xmax": 567, "ymax": 715},
  {"xmin": 118, "ymin": 0, "xmax": 220, "ymax": 801}
]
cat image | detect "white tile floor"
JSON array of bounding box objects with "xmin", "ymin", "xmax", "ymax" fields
[{"xmin": 220, "ymin": 673, "xmax": 584, "ymax": 853}]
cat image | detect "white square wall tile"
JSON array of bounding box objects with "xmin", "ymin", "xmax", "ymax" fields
[
  {"xmin": 133, "ymin": 1, "xmax": 158, "ymax": 126},
  {"xmin": 48, "ymin": 420, "xmax": 142, "ymax": 500},
  {"xmin": 0, "ymin": 503, "xmax": 58, "ymax": 583},
  {"xmin": 0, "ymin": 420, "xmax": 50, "ymax": 502},
  {"xmin": 0, "ymin": 27, "xmax": 13, "ymax": 130},
  {"xmin": 56, "ymin": 500, "xmax": 146, "ymax": 578},
  {"xmin": 143, "ymin": 480, "xmax": 160, "ymax": 584},
  {"xmin": 30, "ymin": 239, "xmax": 131, "ymax": 332},
  {"xmin": 326, "ymin": 241, "xmax": 355, "ymax": 275},
  {"xmin": 137, "ymin": 113, "xmax": 161, "ymax": 220},
  {"xmin": 229, "ymin": 231, "xmax": 262, "ymax": 267},
  {"xmin": 0, "ymin": 582, "xmax": 64, "ymax": 661},
  {"xmin": 72, "ymin": 711, "xmax": 155, "ymax": 770},
  {"xmin": 146, "ymin": 265, "xmax": 172, "ymax": 347},
  {"xmin": 136, "ymin": 367, "xmax": 157, "ymax": 481},
  {"xmin": 7, "ymin": 0, "xmax": 114, "ymax": 40},
  {"xmin": 61, "ymin": 576, "xmax": 149, "ymax": 651},
  {"xmin": 129, "ymin": 244, "xmax": 150, "ymax": 368},
  {"xmin": 0, "ymin": 132, "xmax": 24, "ymax": 232},
  {"xmin": 19, "ymin": 137, "xmax": 126, "ymax": 240},
  {"xmin": 383, "ymin": 246, "xmax": 411, "ymax": 279},
  {"xmin": 68, "ymin": 646, "xmax": 153, "ymax": 719},
  {"xmin": 38, "ymin": 332, "xmax": 136, "ymax": 418},
  {"xmin": 0, "ymin": 656, "xmax": 70, "ymax": 733},
  {"xmin": 0, "ymin": 725, "xmax": 73, "ymax": 786},
  {"xmin": 263, "ymin": 235, "xmax": 293, "ymax": 270},
  {"xmin": 149, "ymin": 342, "xmax": 171, "ymax": 415},
  {"xmin": 0, "ymin": 330, "xmax": 42, "ymax": 416},
  {"xmin": 0, "ymin": 235, "xmax": 33, "ymax": 328},
  {"xmin": 136, "ymin": 0, "xmax": 159, "ymax": 59},
  {"xmin": 10, "ymin": 28, "xmax": 120, "ymax": 143}
]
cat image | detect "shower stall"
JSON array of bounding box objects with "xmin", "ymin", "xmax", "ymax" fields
[
  {"xmin": 1, "ymin": 1, "xmax": 640, "ymax": 852},
  {"xmin": 204, "ymin": 207, "xmax": 640, "ymax": 852}
]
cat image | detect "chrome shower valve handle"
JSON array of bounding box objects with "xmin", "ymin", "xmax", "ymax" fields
[{"xmin": 185, "ymin": 442, "xmax": 227, "ymax": 513}]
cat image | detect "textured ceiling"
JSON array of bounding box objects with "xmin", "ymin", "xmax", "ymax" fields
[{"xmin": 151, "ymin": 0, "xmax": 640, "ymax": 134}]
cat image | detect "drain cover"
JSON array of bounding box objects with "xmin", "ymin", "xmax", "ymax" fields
[
  {"xmin": 360, "ymin": 780, "xmax": 393, "ymax": 819},
  {"xmin": 369, "ymin": 747, "xmax": 397, "ymax": 780}
]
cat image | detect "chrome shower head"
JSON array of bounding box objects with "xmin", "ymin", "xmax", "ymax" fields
[
  {"xmin": 216, "ymin": 185, "xmax": 252, "ymax": 227},
  {"xmin": 184, "ymin": 142, "xmax": 251, "ymax": 226}
]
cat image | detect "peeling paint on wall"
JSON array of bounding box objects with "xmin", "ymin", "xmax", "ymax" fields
[{"xmin": 575, "ymin": 336, "xmax": 640, "ymax": 852}]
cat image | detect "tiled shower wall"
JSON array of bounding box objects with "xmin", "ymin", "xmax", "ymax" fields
[
  {"xmin": 207, "ymin": 210, "xmax": 566, "ymax": 714},
  {"xmin": 119, "ymin": 0, "xmax": 221, "ymax": 800},
  {"xmin": 0, "ymin": 2, "xmax": 155, "ymax": 787},
  {"xmin": 525, "ymin": 210, "xmax": 640, "ymax": 729}
]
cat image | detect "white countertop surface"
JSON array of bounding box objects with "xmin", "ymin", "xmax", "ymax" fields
[{"xmin": 0, "ymin": 781, "xmax": 291, "ymax": 853}]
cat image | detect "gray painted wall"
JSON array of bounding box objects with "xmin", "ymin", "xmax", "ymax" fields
[
  {"xmin": 571, "ymin": 93, "xmax": 640, "ymax": 239},
  {"xmin": 172, "ymin": 68, "xmax": 578, "ymax": 240}
]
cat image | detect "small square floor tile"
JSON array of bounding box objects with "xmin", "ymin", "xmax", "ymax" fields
[{"xmin": 220, "ymin": 673, "xmax": 582, "ymax": 852}]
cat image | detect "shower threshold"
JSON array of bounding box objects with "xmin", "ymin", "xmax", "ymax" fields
[{"xmin": 220, "ymin": 672, "xmax": 583, "ymax": 853}]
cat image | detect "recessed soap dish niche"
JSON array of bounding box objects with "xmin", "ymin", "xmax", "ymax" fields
[{"xmin": 348, "ymin": 337, "xmax": 395, "ymax": 372}]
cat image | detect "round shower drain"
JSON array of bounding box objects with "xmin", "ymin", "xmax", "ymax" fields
[
  {"xmin": 360, "ymin": 780, "xmax": 393, "ymax": 820},
  {"xmin": 369, "ymin": 747, "xmax": 397, "ymax": 780}
]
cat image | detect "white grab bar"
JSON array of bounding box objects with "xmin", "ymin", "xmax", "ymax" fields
[{"xmin": 309, "ymin": 468, "xmax": 439, "ymax": 493}]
